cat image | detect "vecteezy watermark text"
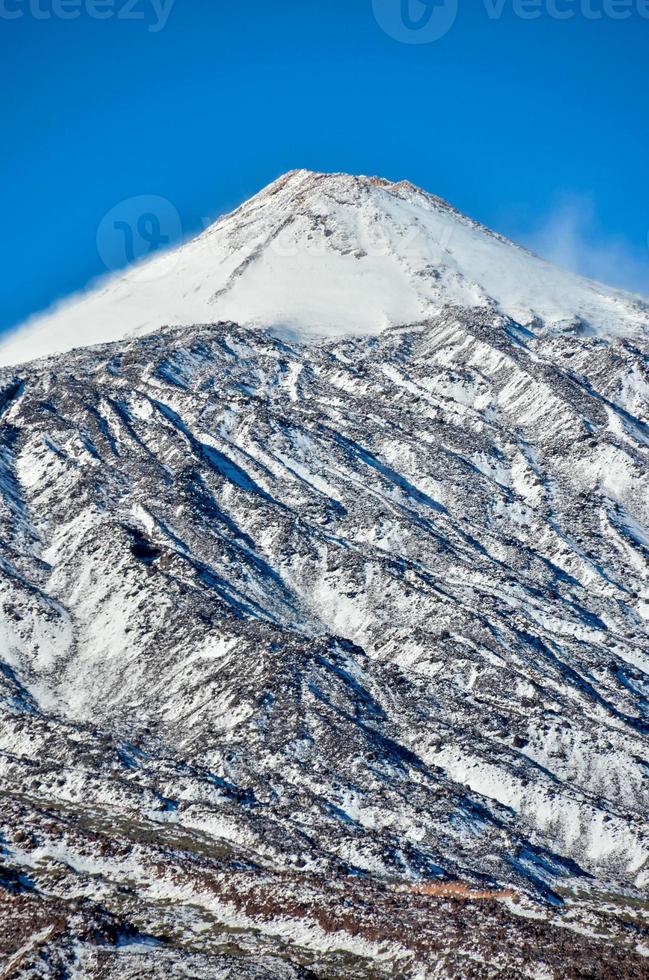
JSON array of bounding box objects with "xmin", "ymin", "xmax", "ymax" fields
[
  {"xmin": 485, "ymin": 0, "xmax": 649, "ymax": 18},
  {"xmin": 0, "ymin": 0, "xmax": 175, "ymax": 31},
  {"xmin": 373, "ymin": 0, "xmax": 649, "ymax": 43}
]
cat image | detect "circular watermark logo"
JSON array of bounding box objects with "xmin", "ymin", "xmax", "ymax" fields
[
  {"xmin": 96, "ymin": 194, "xmax": 182, "ymax": 282},
  {"xmin": 372, "ymin": 0, "xmax": 458, "ymax": 43}
]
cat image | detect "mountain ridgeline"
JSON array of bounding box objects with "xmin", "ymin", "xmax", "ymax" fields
[{"xmin": 0, "ymin": 173, "xmax": 648, "ymax": 978}]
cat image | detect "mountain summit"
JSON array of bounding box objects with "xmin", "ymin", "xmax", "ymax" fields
[
  {"xmin": 1, "ymin": 169, "xmax": 647, "ymax": 366},
  {"xmin": 0, "ymin": 172, "xmax": 648, "ymax": 975}
]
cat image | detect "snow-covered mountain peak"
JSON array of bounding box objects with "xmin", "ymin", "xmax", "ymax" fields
[
  {"xmin": 237, "ymin": 167, "xmax": 458, "ymax": 215},
  {"xmin": 1, "ymin": 173, "xmax": 649, "ymax": 973},
  {"xmin": 1, "ymin": 169, "xmax": 647, "ymax": 366}
]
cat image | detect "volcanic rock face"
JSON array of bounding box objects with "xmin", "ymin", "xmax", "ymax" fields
[{"xmin": 0, "ymin": 174, "xmax": 648, "ymax": 976}]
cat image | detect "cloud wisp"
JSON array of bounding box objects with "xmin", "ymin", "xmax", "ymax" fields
[{"xmin": 520, "ymin": 196, "xmax": 649, "ymax": 300}]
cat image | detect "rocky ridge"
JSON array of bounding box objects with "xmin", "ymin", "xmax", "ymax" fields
[{"xmin": 0, "ymin": 299, "xmax": 647, "ymax": 975}]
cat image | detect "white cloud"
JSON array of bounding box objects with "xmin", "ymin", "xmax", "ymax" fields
[{"xmin": 520, "ymin": 196, "xmax": 649, "ymax": 299}]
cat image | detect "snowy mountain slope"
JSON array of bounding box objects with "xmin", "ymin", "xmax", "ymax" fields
[
  {"xmin": 0, "ymin": 304, "xmax": 648, "ymax": 976},
  {"xmin": 1, "ymin": 169, "xmax": 648, "ymax": 368}
]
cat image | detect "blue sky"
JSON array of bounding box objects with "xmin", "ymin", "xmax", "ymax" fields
[{"xmin": 1, "ymin": 0, "xmax": 648, "ymax": 337}]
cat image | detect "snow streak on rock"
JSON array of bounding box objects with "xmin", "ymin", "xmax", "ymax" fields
[{"xmin": 0, "ymin": 308, "xmax": 647, "ymax": 976}]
